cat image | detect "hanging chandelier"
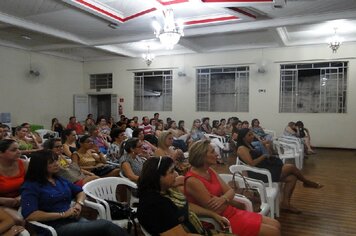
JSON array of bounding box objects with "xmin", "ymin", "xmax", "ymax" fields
[
  {"xmin": 328, "ymin": 28, "xmax": 342, "ymax": 53},
  {"xmin": 142, "ymin": 46, "xmax": 155, "ymax": 66},
  {"xmin": 152, "ymin": 8, "xmax": 184, "ymax": 49}
]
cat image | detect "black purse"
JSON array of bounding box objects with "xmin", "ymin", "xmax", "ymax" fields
[
  {"xmin": 105, "ymin": 199, "xmax": 138, "ymax": 236},
  {"xmin": 91, "ymin": 165, "xmax": 116, "ymax": 176},
  {"xmin": 105, "ymin": 199, "xmax": 133, "ymax": 220}
]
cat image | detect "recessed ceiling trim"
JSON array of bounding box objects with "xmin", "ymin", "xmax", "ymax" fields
[
  {"xmin": 156, "ymin": 0, "xmax": 189, "ymax": 5},
  {"xmin": 201, "ymin": 0, "xmax": 273, "ymax": 2},
  {"xmin": 185, "ymin": 15, "xmax": 239, "ymax": 25},
  {"xmin": 227, "ymin": 7, "xmax": 257, "ymax": 19},
  {"xmin": 69, "ymin": 0, "xmax": 157, "ymax": 23}
]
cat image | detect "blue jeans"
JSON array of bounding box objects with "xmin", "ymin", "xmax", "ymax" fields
[
  {"xmin": 251, "ymin": 141, "xmax": 269, "ymax": 155},
  {"xmin": 56, "ymin": 218, "xmax": 127, "ymax": 236}
]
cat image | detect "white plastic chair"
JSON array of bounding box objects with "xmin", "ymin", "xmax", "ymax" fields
[
  {"xmin": 264, "ymin": 129, "xmax": 276, "ymax": 140},
  {"xmin": 18, "ymin": 207, "xmax": 57, "ymax": 236},
  {"xmin": 82, "ymin": 177, "xmax": 138, "ymax": 228},
  {"xmin": 118, "ymin": 171, "xmax": 139, "ymax": 207},
  {"xmin": 274, "ymin": 140, "xmax": 302, "ymax": 169},
  {"xmin": 27, "ymin": 221, "xmax": 57, "ymax": 236},
  {"xmin": 219, "ymin": 173, "xmax": 270, "ymax": 216},
  {"xmin": 229, "ymin": 164, "xmax": 280, "ymax": 218},
  {"xmin": 35, "ymin": 129, "xmax": 59, "ymax": 139},
  {"xmin": 278, "ymin": 135, "xmax": 304, "ymax": 169}
]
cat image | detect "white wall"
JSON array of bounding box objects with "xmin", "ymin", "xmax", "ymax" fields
[
  {"xmin": 83, "ymin": 43, "xmax": 356, "ymax": 149},
  {"xmin": 0, "ymin": 46, "xmax": 84, "ymax": 129}
]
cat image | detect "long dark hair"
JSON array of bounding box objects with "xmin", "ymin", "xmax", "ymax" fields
[
  {"xmin": 25, "ymin": 150, "xmax": 58, "ymax": 184},
  {"xmin": 61, "ymin": 129, "xmax": 74, "ymax": 143},
  {"xmin": 0, "ymin": 139, "xmax": 16, "ymax": 153},
  {"xmin": 236, "ymin": 128, "xmax": 251, "ymax": 148},
  {"xmin": 137, "ymin": 156, "xmax": 173, "ymax": 197}
]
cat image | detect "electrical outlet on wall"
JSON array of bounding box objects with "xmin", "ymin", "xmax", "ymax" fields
[{"xmin": 258, "ymin": 89, "xmax": 266, "ymax": 93}]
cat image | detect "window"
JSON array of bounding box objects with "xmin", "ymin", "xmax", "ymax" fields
[
  {"xmin": 90, "ymin": 73, "xmax": 112, "ymax": 90},
  {"xmin": 196, "ymin": 67, "xmax": 249, "ymax": 112},
  {"xmin": 279, "ymin": 62, "xmax": 347, "ymax": 113},
  {"xmin": 134, "ymin": 70, "xmax": 172, "ymax": 111}
]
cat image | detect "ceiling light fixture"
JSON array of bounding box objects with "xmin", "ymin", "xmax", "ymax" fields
[
  {"xmin": 142, "ymin": 46, "xmax": 155, "ymax": 66},
  {"xmin": 328, "ymin": 28, "xmax": 342, "ymax": 53},
  {"xmin": 152, "ymin": 8, "xmax": 184, "ymax": 49}
]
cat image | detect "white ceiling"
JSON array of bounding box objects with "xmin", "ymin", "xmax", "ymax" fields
[{"xmin": 0, "ymin": 0, "xmax": 355, "ymax": 61}]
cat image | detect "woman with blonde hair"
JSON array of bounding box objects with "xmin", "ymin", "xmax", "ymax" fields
[
  {"xmin": 155, "ymin": 131, "xmax": 183, "ymax": 162},
  {"xmin": 185, "ymin": 139, "xmax": 281, "ymax": 236}
]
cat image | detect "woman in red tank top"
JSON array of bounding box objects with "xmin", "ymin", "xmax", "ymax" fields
[
  {"xmin": 185, "ymin": 140, "xmax": 281, "ymax": 236},
  {"xmin": 0, "ymin": 139, "xmax": 27, "ymax": 208}
]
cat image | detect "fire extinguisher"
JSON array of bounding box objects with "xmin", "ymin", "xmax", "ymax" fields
[{"xmin": 119, "ymin": 104, "xmax": 123, "ymax": 115}]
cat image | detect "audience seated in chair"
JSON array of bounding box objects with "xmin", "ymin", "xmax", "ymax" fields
[
  {"xmin": 295, "ymin": 121, "xmax": 316, "ymax": 155},
  {"xmin": 107, "ymin": 128, "xmax": 126, "ymax": 164},
  {"xmin": 71, "ymin": 135, "xmax": 120, "ymax": 177},
  {"xmin": 132, "ymin": 128, "xmax": 156, "ymax": 158},
  {"xmin": 44, "ymin": 138, "xmax": 99, "ymax": 186},
  {"xmin": 96, "ymin": 116, "xmax": 111, "ymax": 141},
  {"xmin": 236, "ymin": 128, "xmax": 323, "ymax": 214},
  {"xmin": 66, "ymin": 116, "xmax": 84, "ymax": 135},
  {"xmin": 0, "ymin": 140, "xmax": 28, "ymax": 229},
  {"xmin": 120, "ymin": 138, "xmax": 146, "ymax": 183},
  {"xmin": 167, "ymin": 120, "xmax": 188, "ymax": 152},
  {"xmin": 51, "ymin": 118, "xmax": 64, "ymax": 138},
  {"xmin": 61, "ymin": 129, "xmax": 78, "ymax": 158},
  {"xmin": 251, "ymin": 119, "xmax": 273, "ymax": 142},
  {"xmin": 184, "ymin": 140, "xmax": 281, "ymax": 236},
  {"xmin": 190, "ymin": 119, "xmax": 205, "ymax": 143},
  {"xmin": 20, "ymin": 150, "xmax": 127, "ymax": 236},
  {"xmin": 88, "ymin": 125, "xmax": 109, "ymax": 155},
  {"xmin": 14, "ymin": 126, "xmax": 41, "ymax": 156},
  {"xmin": 137, "ymin": 156, "xmax": 231, "ymax": 236},
  {"xmin": 200, "ymin": 117, "xmax": 212, "ymax": 134}
]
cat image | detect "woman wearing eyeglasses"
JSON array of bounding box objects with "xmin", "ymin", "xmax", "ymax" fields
[
  {"xmin": 44, "ymin": 138, "xmax": 99, "ymax": 186},
  {"xmin": 120, "ymin": 138, "xmax": 146, "ymax": 183},
  {"xmin": 137, "ymin": 156, "xmax": 231, "ymax": 236},
  {"xmin": 71, "ymin": 135, "xmax": 119, "ymax": 177},
  {"xmin": 21, "ymin": 150, "xmax": 127, "ymax": 236}
]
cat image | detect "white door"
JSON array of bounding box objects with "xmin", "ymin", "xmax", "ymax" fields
[
  {"xmin": 73, "ymin": 94, "xmax": 88, "ymax": 123},
  {"xmin": 111, "ymin": 94, "xmax": 118, "ymax": 122}
]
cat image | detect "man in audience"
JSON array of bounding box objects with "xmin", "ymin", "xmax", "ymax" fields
[
  {"xmin": 139, "ymin": 116, "xmax": 153, "ymax": 135},
  {"xmin": 153, "ymin": 112, "xmax": 159, "ymax": 124},
  {"xmin": 66, "ymin": 116, "xmax": 84, "ymax": 135}
]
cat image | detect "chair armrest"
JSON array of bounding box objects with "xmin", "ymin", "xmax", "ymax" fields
[
  {"xmin": 28, "ymin": 221, "xmax": 57, "ymax": 236},
  {"xmin": 230, "ymin": 164, "xmax": 273, "ymax": 188},
  {"xmin": 234, "ymin": 194, "xmax": 253, "ymax": 212},
  {"xmin": 84, "ymin": 199, "xmax": 107, "ymax": 219}
]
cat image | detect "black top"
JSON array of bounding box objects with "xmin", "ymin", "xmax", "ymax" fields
[
  {"xmin": 242, "ymin": 148, "xmax": 283, "ymax": 183},
  {"xmin": 137, "ymin": 191, "xmax": 188, "ymax": 236}
]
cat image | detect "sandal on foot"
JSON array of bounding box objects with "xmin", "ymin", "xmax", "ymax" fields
[{"xmin": 303, "ymin": 182, "xmax": 324, "ymax": 189}]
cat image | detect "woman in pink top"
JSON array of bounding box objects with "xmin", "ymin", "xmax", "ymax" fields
[{"xmin": 185, "ymin": 140, "xmax": 280, "ymax": 236}]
